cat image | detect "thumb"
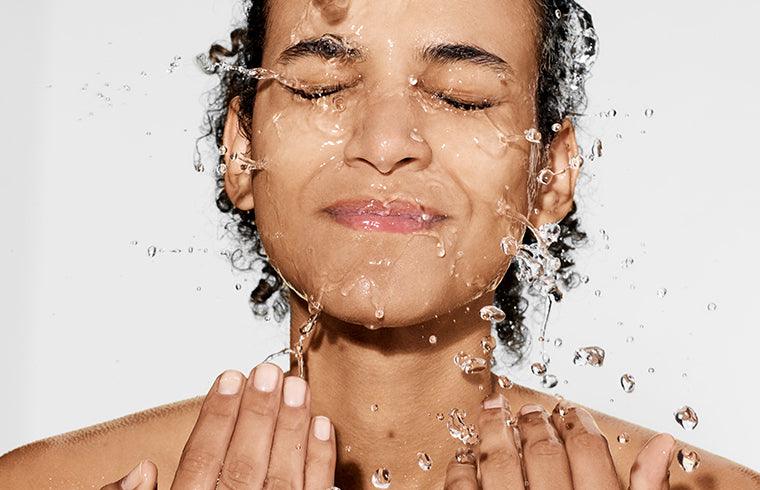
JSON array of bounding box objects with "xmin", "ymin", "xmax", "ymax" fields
[
  {"xmin": 100, "ymin": 459, "xmax": 158, "ymax": 490},
  {"xmin": 629, "ymin": 433, "xmax": 675, "ymax": 490}
]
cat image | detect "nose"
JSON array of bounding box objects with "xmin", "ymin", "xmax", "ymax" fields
[{"xmin": 343, "ymin": 93, "xmax": 432, "ymax": 174}]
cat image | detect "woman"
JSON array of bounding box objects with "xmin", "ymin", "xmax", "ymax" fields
[{"xmin": 2, "ymin": 0, "xmax": 758, "ymax": 488}]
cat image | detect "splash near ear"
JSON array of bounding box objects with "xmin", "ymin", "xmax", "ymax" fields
[{"xmin": 312, "ymin": 0, "xmax": 351, "ymax": 24}]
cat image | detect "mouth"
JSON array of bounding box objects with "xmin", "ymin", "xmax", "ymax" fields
[{"xmin": 323, "ymin": 198, "xmax": 448, "ymax": 233}]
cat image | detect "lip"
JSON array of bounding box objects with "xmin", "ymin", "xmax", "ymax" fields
[{"xmin": 324, "ymin": 198, "xmax": 448, "ymax": 233}]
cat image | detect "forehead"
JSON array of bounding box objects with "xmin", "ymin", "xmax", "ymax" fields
[{"xmin": 264, "ymin": 0, "xmax": 540, "ymax": 74}]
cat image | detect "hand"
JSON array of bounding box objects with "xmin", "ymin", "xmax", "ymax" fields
[
  {"xmin": 101, "ymin": 363, "xmax": 337, "ymax": 489},
  {"xmin": 443, "ymin": 395, "xmax": 675, "ymax": 489}
]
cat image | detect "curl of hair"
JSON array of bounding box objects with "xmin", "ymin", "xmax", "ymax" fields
[{"xmin": 199, "ymin": 0, "xmax": 597, "ymax": 362}]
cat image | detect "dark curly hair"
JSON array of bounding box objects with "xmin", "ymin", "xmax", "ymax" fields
[{"xmin": 198, "ymin": 0, "xmax": 596, "ymax": 363}]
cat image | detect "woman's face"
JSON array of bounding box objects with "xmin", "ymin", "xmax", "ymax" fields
[{"xmin": 225, "ymin": 0, "xmax": 574, "ymax": 327}]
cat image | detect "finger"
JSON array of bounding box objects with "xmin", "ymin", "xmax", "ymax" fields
[
  {"xmin": 172, "ymin": 370, "xmax": 245, "ymax": 490},
  {"xmin": 264, "ymin": 376, "xmax": 312, "ymax": 489},
  {"xmin": 304, "ymin": 416, "xmax": 337, "ymax": 490},
  {"xmin": 218, "ymin": 363, "xmax": 284, "ymax": 489},
  {"xmin": 518, "ymin": 404, "xmax": 573, "ymax": 490},
  {"xmin": 477, "ymin": 394, "xmax": 525, "ymax": 490},
  {"xmin": 443, "ymin": 450, "xmax": 479, "ymax": 490},
  {"xmin": 629, "ymin": 433, "xmax": 675, "ymax": 490},
  {"xmin": 101, "ymin": 460, "xmax": 157, "ymax": 490},
  {"xmin": 551, "ymin": 403, "xmax": 622, "ymax": 489}
]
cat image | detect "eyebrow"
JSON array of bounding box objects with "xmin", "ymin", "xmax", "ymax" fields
[
  {"xmin": 421, "ymin": 43, "xmax": 514, "ymax": 77},
  {"xmin": 276, "ymin": 34, "xmax": 362, "ymax": 64},
  {"xmin": 276, "ymin": 36, "xmax": 514, "ymax": 77}
]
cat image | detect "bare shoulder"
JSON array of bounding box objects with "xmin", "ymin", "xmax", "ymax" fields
[
  {"xmin": 0, "ymin": 396, "xmax": 204, "ymax": 489},
  {"xmin": 516, "ymin": 385, "xmax": 760, "ymax": 489}
]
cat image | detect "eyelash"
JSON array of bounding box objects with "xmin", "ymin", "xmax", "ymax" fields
[{"xmin": 286, "ymin": 85, "xmax": 494, "ymax": 111}]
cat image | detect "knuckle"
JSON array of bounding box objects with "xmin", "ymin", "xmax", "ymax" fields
[
  {"xmin": 526, "ymin": 437, "xmax": 565, "ymax": 457},
  {"xmin": 239, "ymin": 394, "xmax": 277, "ymax": 419},
  {"xmin": 565, "ymin": 431, "xmax": 609, "ymax": 452},
  {"xmin": 306, "ymin": 445, "xmax": 334, "ymax": 468},
  {"xmin": 263, "ymin": 475, "xmax": 293, "ymax": 490},
  {"xmin": 477, "ymin": 408, "xmax": 509, "ymax": 430},
  {"xmin": 218, "ymin": 459, "xmax": 259, "ymax": 488},
  {"xmin": 445, "ymin": 475, "xmax": 476, "ymax": 490},
  {"xmin": 276, "ymin": 411, "xmax": 310, "ymax": 432},
  {"xmin": 479, "ymin": 444, "xmax": 520, "ymax": 470},
  {"xmin": 177, "ymin": 448, "xmax": 221, "ymax": 476}
]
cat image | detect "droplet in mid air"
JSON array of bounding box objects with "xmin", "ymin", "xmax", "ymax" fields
[
  {"xmin": 147, "ymin": 245, "xmax": 157, "ymax": 257},
  {"xmin": 480, "ymin": 305, "xmax": 506, "ymax": 323},
  {"xmin": 554, "ymin": 338, "xmax": 563, "ymax": 347},
  {"xmin": 657, "ymin": 288, "xmax": 667, "ymax": 298},
  {"xmin": 166, "ymin": 55, "xmax": 182, "ymax": 73},
  {"xmin": 674, "ymin": 406, "xmax": 699, "ymax": 430},
  {"xmin": 592, "ymin": 139, "xmax": 603, "ymax": 157},
  {"xmin": 551, "ymin": 122, "xmax": 562, "ymax": 132},
  {"xmin": 371, "ymin": 468, "xmax": 391, "ymax": 489},
  {"xmin": 416, "ymin": 452, "xmax": 432, "ymax": 471},
  {"xmin": 707, "ymin": 302, "xmax": 717, "ymax": 311},
  {"xmin": 541, "ymin": 374, "xmax": 558, "ymax": 389},
  {"xmin": 531, "ymin": 362, "xmax": 547, "ymax": 376},
  {"xmin": 480, "ymin": 335, "xmax": 496, "ymax": 355},
  {"xmin": 617, "ymin": 432, "xmax": 630, "ymax": 444},
  {"xmin": 677, "ymin": 448, "xmax": 700, "ymax": 472},
  {"xmin": 573, "ymin": 346, "xmax": 606, "ymax": 367},
  {"xmin": 644, "ymin": 108, "xmax": 655, "ymax": 117},
  {"xmin": 620, "ymin": 373, "xmax": 636, "ymax": 393}
]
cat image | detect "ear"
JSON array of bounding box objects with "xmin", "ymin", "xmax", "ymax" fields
[
  {"xmin": 529, "ymin": 119, "xmax": 582, "ymax": 228},
  {"xmin": 222, "ymin": 97, "xmax": 255, "ymax": 211}
]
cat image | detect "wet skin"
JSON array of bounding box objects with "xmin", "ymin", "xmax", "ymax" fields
[{"xmin": 2, "ymin": 0, "xmax": 760, "ymax": 489}]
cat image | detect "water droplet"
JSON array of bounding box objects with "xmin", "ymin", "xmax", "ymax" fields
[
  {"xmin": 620, "ymin": 373, "xmax": 636, "ymax": 393},
  {"xmin": 436, "ymin": 413, "xmax": 444, "ymax": 421},
  {"xmin": 296, "ymin": 443, "xmax": 302, "ymax": 450},
  {"xmin": 375, "ymin": 306, "xmax": 384, "ymax": 320},
  {"xmin": 622, "ymin": 257, "xmax": 634, "ymax": 268},
  {"xmin": 617, "ymin": 432, "xmax": 630, "ymax": 444},
  {"xmin": 455, "ymin": 447, "xmax": 476, "ymax": 464},
  {"xmin": 447, "ymin": 408, "xmax": 480, "ymax": 445},
  {"xmin": 453, "ymin": 353, "xmax": 488, "ymax": 375},
  {"xmin": 674, "ymin": 406, "xmax": 699, "ymax": 430},
  {"xmin": 370, "ymin": 404, "xmax": 379, "ymax": 412},
  {"xmin": 215, "ymin": 163, "xmax": 227, "ymax": 176},
  {"xmin": 594, "ymin": 289, "xmax": 602, "ymax": 297},
  {"xmin": 625, "ymin": 336, "xmax": 634, "ymax": 343},
  {"xmin": 497, "ymin": 375, "xmax": 513, "ymax": 389},
  {"xmin": 644, "ymin": 108, "xmax": 655, "ymax": 118},
  {"xmin": 541, "ymin": 374, "xmax": 558, "ymax": 389},
  {"xmin": 551, "ymin": 122, "xmax": 562, "ymax": 132},
  {"xmin": 537, "ymin": 167, "xmax": 554, "ymax": 185},
  {"xmin": 408, "ymin": 76, "xmax": 418, "ymax": 86},
  {"xmin": 573, "ymin": 346, "xmax": 606, "ymax": 367},
  {"xmin": 166, "ymin": 55, "xmax": 182, "ymax": 73},
  {"xmin": 479, "ymin": 305, "xmax": 506, "ymax": 322},
  {"xmin": 657, "ymin": 288, "xmax": 667, "ymax": 298},
  {"xmin": 345, "ymin": 445, "xmax": 352, "ymax": 452},
  {"xmin": 428, "ymin": 335, "xmax": 437, "ymax": 344},
  {"xmin": 417, "ymin": 452, "xmax": 432, "ymax": 471},
  {"xmin": 235, "ymin": 283, "xmax": 242, "ymax": 291},
  {"xmin": 371, "ymin": 468, "xmax": 391, "ymax": 489},
  {"xmin": 707, "ymin": 302, "xmax": 717, "ymax": 311},
  {"xmin": 129, "ymin": 240, "xmax": 138, "ymax": 246},
  {"xmin": 592, "ymin": 139, "xmax": 603, "ymax": 157},
  {"xmin": 554, "ymin": 8, "xmax": 562, "ymax": 18},
  {"xmin": 409, "ymin": 128, "xmax": 424, "ymax": 143},
  {"xmin": 677, "ymin": 448, "xmax": 700, "ymax": 473},
  {"xmin": 147, "ymin": 245, "xmax": 157, "ymax": 257},
  {"xmin": 196, "ymin": 286, "xmax": 202, "ymax": 292},
  {"xmin": 531, "ymin": 362, "xmax": 547, "ymax": 376},
  {"xmin": 524, "ymin": 128, "xmax": 542, "ymax": 144},
  {"xmin": 480, "ymin": 335, "xmax": 496, "ymax": 355},
  {"xmin": 648, "ymin": 367, "xmax": 655, "ymax": 374},
  {"xmin": 554, "ymin": 338, "xmax": 563, "ymax": 347}
]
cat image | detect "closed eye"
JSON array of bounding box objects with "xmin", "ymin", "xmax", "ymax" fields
[
  {"xmin": 431, "ymin": 92, "xmax": 494, "ymax": 111},
  {"xmin": 285, "ymin": 84, "xmax": 347, "ymax": 100}
]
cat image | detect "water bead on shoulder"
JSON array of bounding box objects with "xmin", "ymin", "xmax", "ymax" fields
[{"xmin": 371, "ymin": 468, "xmax": 391, "ymax": 489}]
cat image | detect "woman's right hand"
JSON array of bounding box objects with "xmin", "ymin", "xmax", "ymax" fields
[
  {"xmin": 444, "ymin": 395, "xmax": 675, "ymax": 489},
  {"xmin": 100, "ymin": 363, "xmax": 337, "ymax": 489}
]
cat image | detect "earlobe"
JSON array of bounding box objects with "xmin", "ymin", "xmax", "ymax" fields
[
  {"xmin": 529, "ymin": 119, "xmax": 582, "ymax": 228},
  {"xmin": 222, "ymin": 97, "xmax": 256, "ymax": 211}
]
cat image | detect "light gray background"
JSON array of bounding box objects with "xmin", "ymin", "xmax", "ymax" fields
[{"xmin": 2, "ymin": 0, "xmax": 759, "ymax": 472}]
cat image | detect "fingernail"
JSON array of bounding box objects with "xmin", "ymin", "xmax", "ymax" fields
[
  {"xmin": 120, "ymin": 460, "xmax": 144, "ymax": 490},
  {"xmin": 313, "ymin": 415, "xmax": 331, "ymax": 441},
  {"xmin": 483, "ymin": 394, "xmax": 508, "ymax": 411},
  {"xmin": 283, "ymin": 376, "xmax": 307, "ymax": 407},
  {"xmin": 519, "ymin": 404, "xmax": 545, "ymax": 416},
  {"xmin": 253, "ymin": 363, "xmax": 279, "ymax": 393},
  {"xmin": 218, "ymin": 370, "xmax": 243, "ymax": 395}
]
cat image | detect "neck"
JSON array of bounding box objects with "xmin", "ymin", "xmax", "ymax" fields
[{"xmin": 288, "ymin": 294, "xmax": 503, "ymax": 489}]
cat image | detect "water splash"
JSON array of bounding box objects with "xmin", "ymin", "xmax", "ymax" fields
[
  {"xmin": 573, "ymin": 346, "xmax": 605, "ymax": 367},
  {"xmin": 620, "ymin": 373, "xmax": 636, "ymax": 393},
  {"xmin": 674, "ymin": 406, "xmax": 699, "ymax": 430},
  {"xmin": 446, "ymin": 408, "xmax": 480, "ymax": 445}
]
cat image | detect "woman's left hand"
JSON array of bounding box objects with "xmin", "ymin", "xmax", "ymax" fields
[{"xmin": 443, "ymin": 395, "xmax": 675, "ymax": 489}]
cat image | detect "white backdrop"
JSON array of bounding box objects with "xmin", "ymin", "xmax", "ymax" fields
[{"xmin": 2, "ymin": 0, "xmax": 759, "ymax": 472}]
